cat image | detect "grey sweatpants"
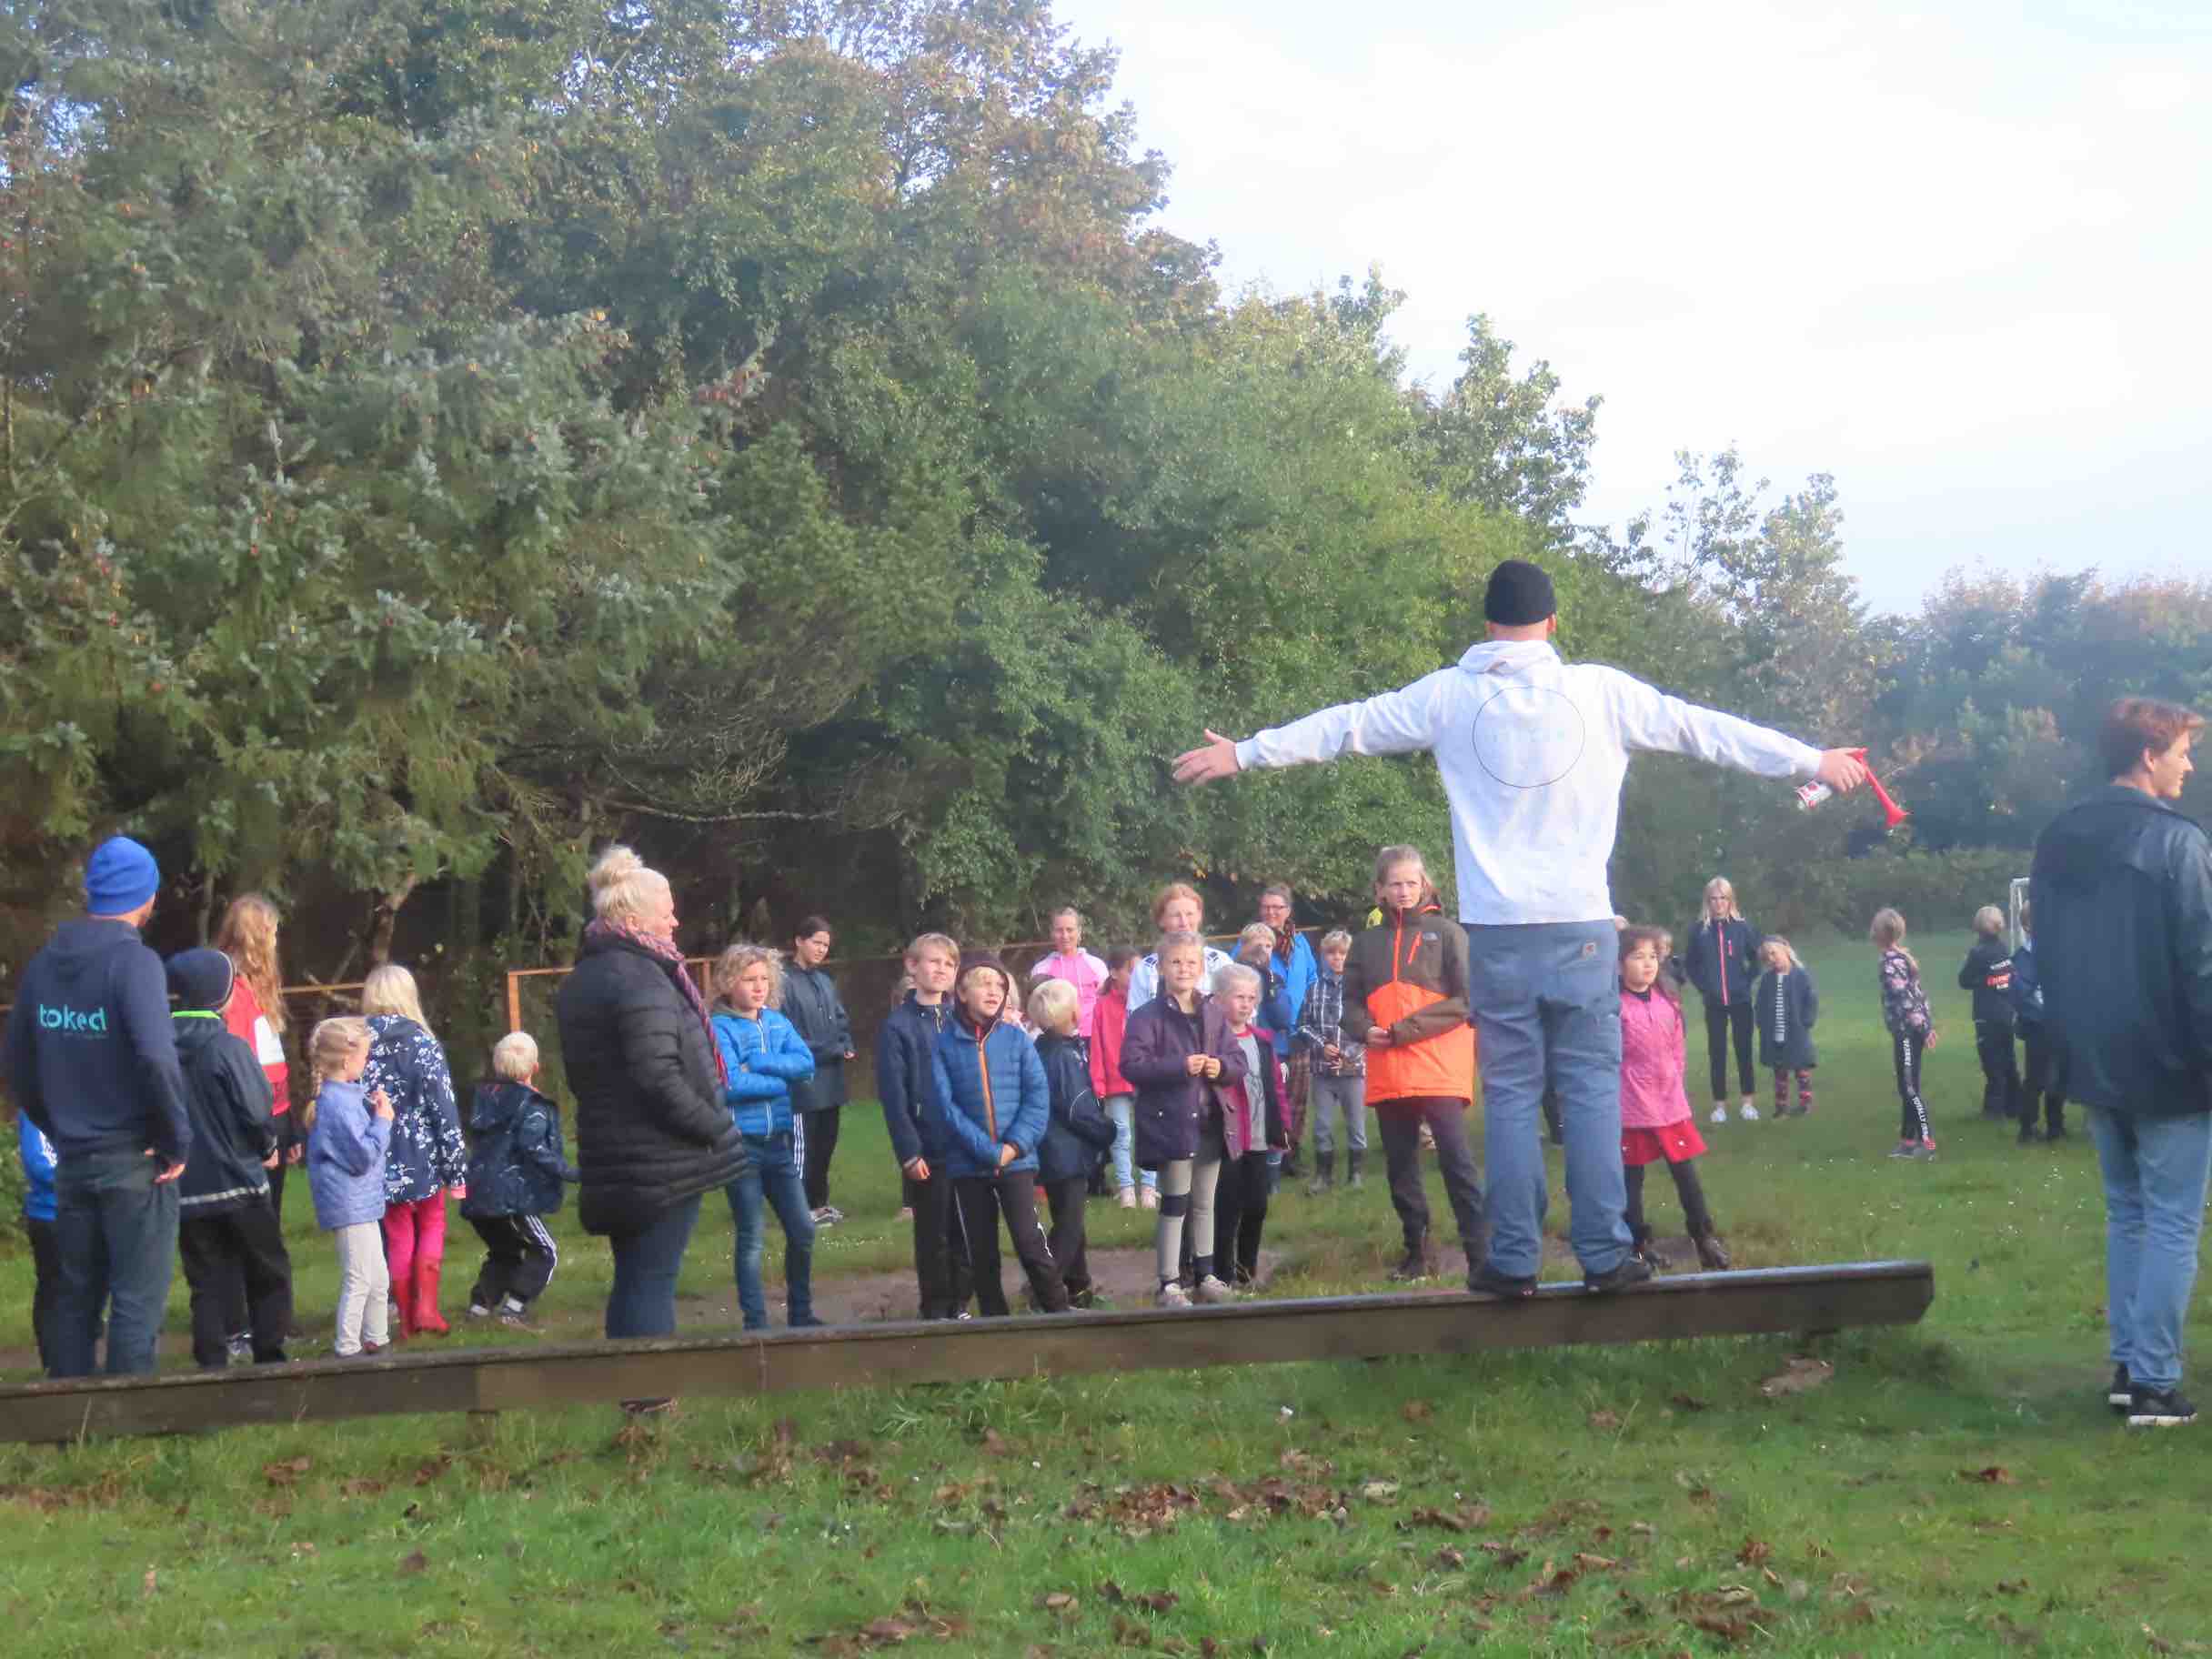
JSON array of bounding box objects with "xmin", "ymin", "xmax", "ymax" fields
[{"xmin": 332, "ymin": 1221, "xmax": 391, "ymax": 1356}]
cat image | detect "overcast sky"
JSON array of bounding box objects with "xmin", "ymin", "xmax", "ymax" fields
[{"xmin": 1050, "ymin": 0, "xmax": 2210, "ymax": 613}]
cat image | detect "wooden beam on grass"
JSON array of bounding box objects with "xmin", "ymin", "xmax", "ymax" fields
[{"xmin": 0, "ymin": 1260, "xmax": 1932, "ymax": 1443}]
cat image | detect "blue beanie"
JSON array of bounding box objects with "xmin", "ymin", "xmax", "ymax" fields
[{"xmin": 85, "ymin": 836, "xmax": 161, "ymax": 916}]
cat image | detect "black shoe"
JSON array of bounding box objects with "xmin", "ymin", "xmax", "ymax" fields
[
  {"xmin": 2108, "ymin": 1364, "xmax": 2133, "ymax": 1412},
  {"xmin": 2016, "ymin": 1125, "xmax": 2038, "ymax": 1145},
  {"xmin": 2127, "ymin": 1387, "xmax": 2197, "ymax": 1428},
  {"xmin": 1388, "ymin": 1241, "xmax": 1439, "ymax": 1282},
  {"xmin": 1693, "ymin": 1232, "xmax": 1732, "ymax": 1272},
  {"xmin": 2046, "ymin": 1126, "xmax": 2069, "ymax": 1142},
  {"xmin": 1584, "ymin": 1256, "xmax": 1656, "ymax": 1293},
  {"xmin": 1466, "ymin": 1262, "xmax": 1537, "ymax": 1300}
]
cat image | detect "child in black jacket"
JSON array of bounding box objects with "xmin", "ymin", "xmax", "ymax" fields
[
  {"xmin": 167, "ymin": 949, "xmax": 293, "ymax": 1370},
  {"xmin": 1752, "ymin": 939, "xmax": 1818, "ymax": 1117},
  {"xmin": 1031, "ymin": 980, "xmax": 1119, "ymax": 1307},
  {"xmin": 460, "ymin": 1031, "xmax": 578, "ymax": 1326},
  {"xmin": 1958, "ymin": 907, "xmax": 2022, "ymax": 1121}
]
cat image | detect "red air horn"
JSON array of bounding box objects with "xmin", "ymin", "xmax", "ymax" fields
[{"xmin": 1795, "ymin": 749, "xmax": 1908, "ymax": 830}]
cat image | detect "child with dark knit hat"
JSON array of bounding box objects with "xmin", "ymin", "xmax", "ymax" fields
[
  {"xmin": 167, "ymin": 948, "xmax": 294, "ymax": 1368},
  {"xmin": 924, "ymin": 950, "xmax": 1071, "ymax": 1316}
]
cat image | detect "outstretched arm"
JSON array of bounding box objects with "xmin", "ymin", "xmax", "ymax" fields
[
  {"xmin": 1604, "ymin": 668, "xmax": 1865, "ymax": 791},
  {"xmin": 1172, "ymin": 673, "xmax": 1448, "ymax": 785}
]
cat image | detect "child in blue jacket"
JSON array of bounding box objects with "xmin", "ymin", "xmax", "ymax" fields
[
  {"xmin": 460, "ymin": 1031, "xmax": 579, "ymax": 1326},
  {"xmin": 305, "ymin": 1017, "xmax": 395, "ymax": 1357},
  {"xmin": 1031, "ymin": 978, "xmax": 1120, "ymax": 1307},
  {"xmin": 928, "ymin": 950, "xmax": 1071, "ymax": 1317},
  {"xmin": 711, "ymin": 944, "xmax": 821, "ymax": 1332},
  {"xmin": 15, "ymin": 1115, "xmax": 59, "ymax": 1372}
]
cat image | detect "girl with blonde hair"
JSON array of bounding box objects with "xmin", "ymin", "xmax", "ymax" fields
[
  {"xmin": 211, "ymin": 893, "xmax": 297, "ymax": 1356},
  {"xmin": 1872, "ymin": 909, "xmax": 1937, "ymax": 1158},
  {"xmin": 362, "ymin": 963, "xmax": 467, "ymax": 1337},
  {"xmin": 304, "ymin": 1017, "xmax": 395, "ymax": 1357},
  {"xmin": 1685, "ymin": 877, "xmax": 1763, "ymax": 1124},
  {"xmin": 1753, "ymin": 936, "xmax": 1819, "ymax": 1117},
  {"xmin": 710, "ymin": 943, "xmax": 822, "ymax": 1332}
]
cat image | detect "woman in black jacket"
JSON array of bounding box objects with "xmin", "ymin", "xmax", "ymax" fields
[
  {"xmin": 1686, "ymin": 877, "xmax": 1762, "ymax": 1123},
  {"xmin": 782, "ymin": 915, "xmax": 854, "ymax": 1224},
  {"xmin": 554, "ymin": 847, "xmax": 747, "ymax": 1346}
]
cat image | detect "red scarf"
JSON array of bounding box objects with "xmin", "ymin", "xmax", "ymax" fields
[{"xmin": 586, "ymin": 918, "xmax": 727, "ymax": 1085}]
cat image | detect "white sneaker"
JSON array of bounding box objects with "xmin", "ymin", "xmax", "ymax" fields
[
  {"xmin": 1156, "ymin": 1281, "xmax": 1192, "ymax": 1309},
  {"xmin": 1741, "ymin": 1103, "xmax": 1761, "ymax": 1121},
  {"xmin": 1193, "ymin": 1275, "xmax": 1236, "ymax": 1304},
  {"xmin": 1118, "ymin": 1187, "xmax": 1137, "ymax": 1210},
  {"xmin": 1710, "ymin": 1105, "xmax": 1729, "ymax": 1124}
]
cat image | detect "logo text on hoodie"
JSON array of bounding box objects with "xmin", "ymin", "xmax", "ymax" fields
[{"xmin": 38, "ymin": 1003, "xmax": 109, "ymax": 1035}]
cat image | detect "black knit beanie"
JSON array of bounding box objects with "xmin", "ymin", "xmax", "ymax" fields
[{"xmin": 1483, "ymin": 558, "xmax": 1557, "ymax": 627}]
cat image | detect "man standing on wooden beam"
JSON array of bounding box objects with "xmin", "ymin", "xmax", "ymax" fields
[{"xmin": 1172, "ymin": 558, "xmax": 1868, "ymax": 1297}]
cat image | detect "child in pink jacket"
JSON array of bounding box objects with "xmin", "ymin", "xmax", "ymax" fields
[{"xmin": 1618, "ymin": 927, "xmax": 1731, "ymax": 1272}]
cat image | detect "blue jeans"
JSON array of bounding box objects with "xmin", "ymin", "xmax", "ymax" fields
[
  {"xmin": 1468, "ymin": 920, "xmax": 1633, "ymax": 1279},
  {"xmin": 2086, "ymin": 1107, "xmax": 2212, "ymax": 1393},
  {"xmin": 604, "ymin": 1192, "xmax": 702, "ymax": 1341},
  {"xmin": 51, "ymin": 1145, "xmax": 179, "ymax": 1377},
  {"xmin": 1102, "ymin": 1095, "xmax": 1155, "ymax": 1193},
  {"xmin": 726, "ymin": 1132, "xmax": 816, "ymax": 1330}
]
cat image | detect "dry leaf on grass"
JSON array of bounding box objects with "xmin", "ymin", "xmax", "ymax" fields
[
  {"xmin": 1404, "ymin": 1504, "xmax": 1491, "ymax": 1533},
  {"xmin": 1958, "ymin": 1465, "xmax": 2016, "ymax": 1483},
  {"xmin": 262, "ymin": 1457, "xmax": 312, "ymax": 1487},
  {"xmin": 1402, "ymin": 1400, "xmax": 1433, "ymax": 1423},
  {"xmin": 397, "ymin": 1550, "xmax": 427, "ymax": 1575},
  {"xmin": 1758, "ymin": 1357, "xmax": 1835, "ymax": 1397},
  {"xmin": 1736, "ymin": 1538, "xmax": 1772, "ymax": 1565},
  {"xmin": 1360, "ymin": 1480, "xmax": 1401, "ymax": 1502},
  {"xmin": 1587, "ymin": 1410, "xmax": 1621, "ymax": 1431}
]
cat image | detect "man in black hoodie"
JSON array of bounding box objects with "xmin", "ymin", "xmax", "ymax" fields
[
  {"xmin": 2031, "ymin": 698, "xmax": 2212, "ymax": 1429},
  {"xmin": 0, "ymin": 837, "xmax": 192, "ymax": 1376}
]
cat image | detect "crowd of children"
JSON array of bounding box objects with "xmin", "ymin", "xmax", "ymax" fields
[{"xmin": 10, "ymin": 854, "xmax": 2070, "ymax": 1369}]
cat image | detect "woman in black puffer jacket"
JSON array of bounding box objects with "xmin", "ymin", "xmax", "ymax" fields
[{"xmin": 555, "ymin": 846, "xmax": 747, "ymax": 1342}]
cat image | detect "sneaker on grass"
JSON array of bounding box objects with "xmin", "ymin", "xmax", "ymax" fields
[
  {"xmin": 1710, "ymin": 1104, "xmax": 1730, "ymax": 1125},
  {"xmin": 2108, "ymin": 1364, "xmax": 2133, "ymax": 1412},
  {"xmin": 2127, "ymin": 1388, "xmax": 2197, "ymax": 1429},
  {"xmin": 1155, "ymin": 1281, "xmax": 1191, "ymax": 1309}
]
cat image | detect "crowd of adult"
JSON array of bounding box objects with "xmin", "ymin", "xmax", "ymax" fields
[{"xmin": 5, "ymin": 560, "xmax": 2206, "ymax": 1427}]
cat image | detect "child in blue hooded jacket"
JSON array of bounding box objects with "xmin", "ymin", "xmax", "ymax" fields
[
  {"xmin": 928, "ymin": 951, "xmax": 1071, "ymax": 1317},
  {"xmin": 15, "ymin": 1115, "xmax": 59, "ymax": 1372},
  {"xmin": 710, "ymin": 944, "xmax": 821, "ymax": 1332}
]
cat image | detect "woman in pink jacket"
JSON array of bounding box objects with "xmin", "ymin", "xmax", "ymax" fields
[{"xmin": 1618, "ymin": 927, "xmax": 1731, "ymax": 1272}]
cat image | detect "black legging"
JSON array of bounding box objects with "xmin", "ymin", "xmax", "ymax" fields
[
  {"xmin": 799, "ymin": 1105, "xmax": 840, "ymax": 1212},
  {"xmin": 1892, "ymin": 1031, "xmax": 1931, "ymax": 1141},
  {"xmin": 1703, "ymin": 1000, "xmax": 1755, "ymax": 1100},
  {"xmin": 1624, "ymin": 1159, "xmax": 1715, "ymax": 1241}
]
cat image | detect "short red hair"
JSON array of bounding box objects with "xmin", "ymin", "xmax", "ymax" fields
[{"xmin": 2099, "ymin": 697, "xmax": 2205, "ymax": 780}]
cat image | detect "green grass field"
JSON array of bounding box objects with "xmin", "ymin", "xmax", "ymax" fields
[{"xmin": 1, "ymin": 933, "xmax": 2206, "ymax": 1656}]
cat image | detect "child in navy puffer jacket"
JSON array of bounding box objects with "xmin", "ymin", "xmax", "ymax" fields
[
  {"xmin": 928, "ymin": 951, "xmax": 1070, "ymax": 1318},
  {"xmin": 460, "ymin": 1031, "xmax": 578, "ymax": 1326},
  {"xmin": 1031, "ymin": 978, "xmax": 1120, "ymax": 1307},
  {"xmin": 711, "ymin": 945, "xmax": 820, "ymax": 1332}
]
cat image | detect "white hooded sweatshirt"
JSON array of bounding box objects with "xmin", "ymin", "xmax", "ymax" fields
[{"xmin": 1235, "ymin": 640, "xmax": 1823, "ymax": 927}]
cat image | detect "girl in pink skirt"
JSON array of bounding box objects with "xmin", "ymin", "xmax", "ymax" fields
[{"xmin": 1618, "ymin": 927, "xmax": 1732, "ymax": 1272}]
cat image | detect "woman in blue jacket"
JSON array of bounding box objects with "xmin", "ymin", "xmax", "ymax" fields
[
  {"xmin": 710, "ymin": 945, "xmax": 821, "ymax": 1332},
  {"xmin": 926, "ymin": 950, "xmax": 1071, "ymax": 1317}
]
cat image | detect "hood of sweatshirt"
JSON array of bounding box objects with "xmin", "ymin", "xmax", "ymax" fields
[
  {"xmin": 35, "ymin": 918, "xmax": 151, "ymax": 1004},
  {"xmin": 469, "ymin": 1079, "xmax": 542, "ymax": 1134},
  {"xmin": 171, "ymin": 1011, "xmax": 230, "ymax": 1062},
  {"xmin": 1454, "ymin": 638, "xmax": 1563, "ymax": 677}
]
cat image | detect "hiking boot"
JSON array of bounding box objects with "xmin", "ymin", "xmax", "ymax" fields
[
  {"xmin": 1347, "ymin": 1150, "xmax": 1366, "ymax": 1190},
  {"xmin": 1193, "ymin": 1275, "xmax": 1236, "ymax": 1304},
  {"xmin": 2108, "ymin": 1364, "xmax": 2134, "ymax": 1412},
  {"xmin": 1693, "ymin": 1232, "xmax": 1733, "ymax": 1272},
  {"xmin": 1628, "ymin": 1228, "xmax": 1665, "ymax": 1272},
  {"xmin": 1584, "ymin": 1255, "xmax": 1657, "ymax": 1293},
  {"xmin": 1388, "ymin": 1239, "xmax": 1440, "ymax": 1282},
  {"xmin": 1155, "ymin": 1281, "xmax": 1192, "ymax": 1309},
  {"xmin": 1467, "ymin": 1262, "xmax": 1538, "ymax": 1300},
  {"xmin": 1306, "ymin": 1151, "xmax": 1336, "ymax": 1198},
  {"xmin": 2127, "ymin": 1387, "xmax": 2197, "ymax": 1429}
]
